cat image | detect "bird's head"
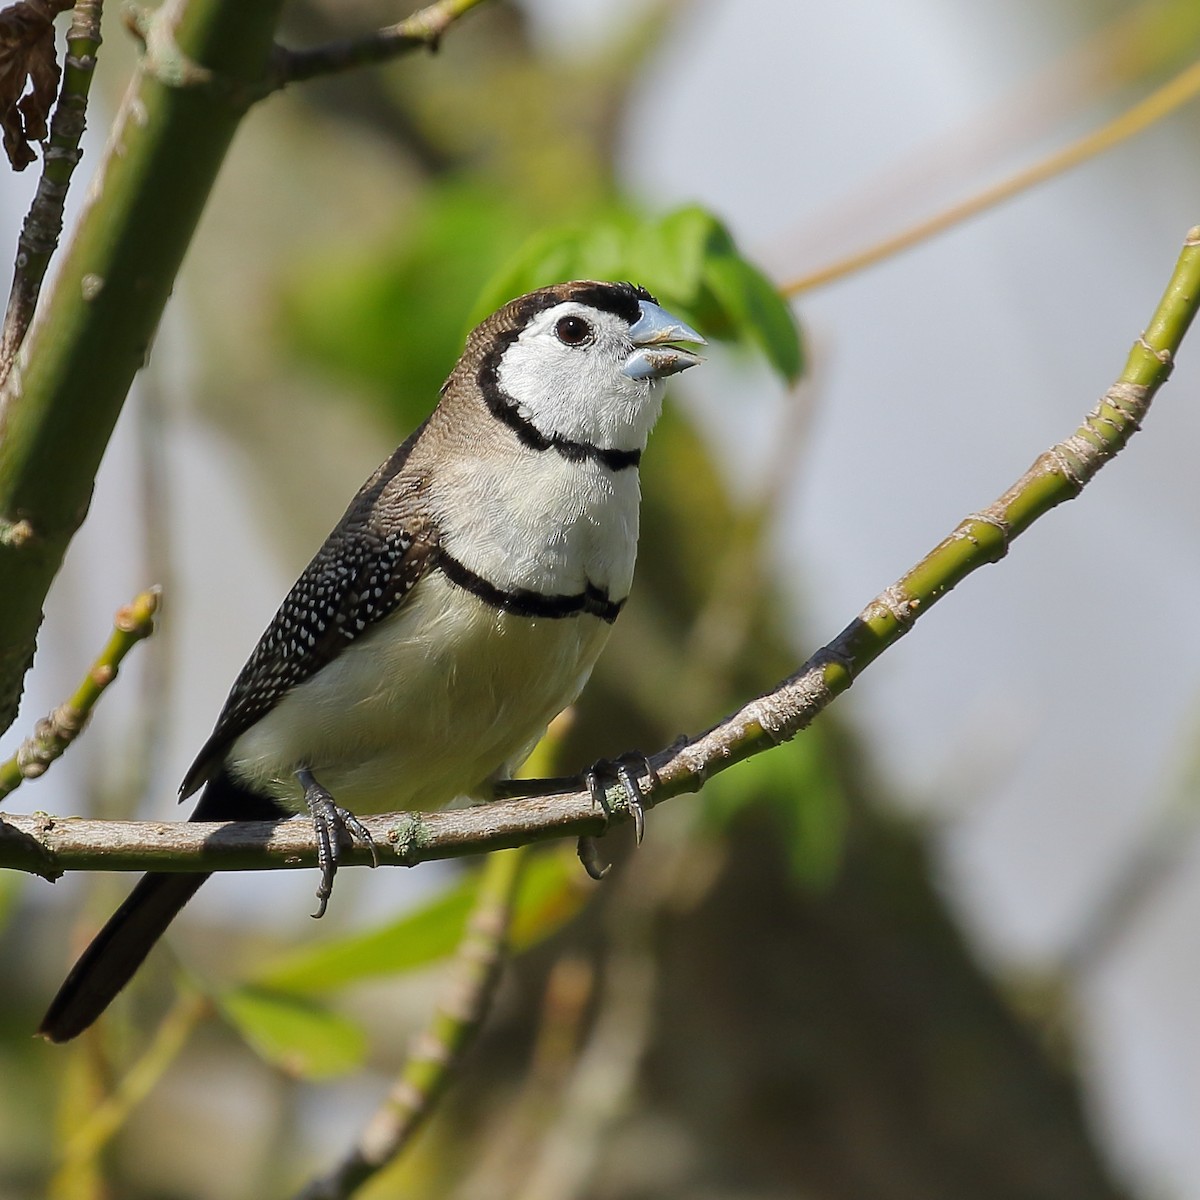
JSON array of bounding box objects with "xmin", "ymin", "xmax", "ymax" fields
[{"xmin": 469, "ymin": 280, "xmax": 706, "ymax": 454}]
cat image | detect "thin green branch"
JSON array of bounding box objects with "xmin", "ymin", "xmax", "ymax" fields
[
  {"xmin": 1, "ymin": 228, "xmax": 1198, "ymax": 879},
  {"xmin": 0, "ymin": 586, "xmax": 160, "ymax": 803},
  {"xmin": 660, "ymin": 224, "xmax": 1200, "ymax": 784},
  {"xmin": 269, "ymin": 0, "xmax": 492, "ymax": 90},
  {"xmin": 297, "ymin": 847, "xmax": 526, "ymax": 1200},
  {"xmin": 0, "ymin": 0, "xmax": 104, "ymax": 385}
]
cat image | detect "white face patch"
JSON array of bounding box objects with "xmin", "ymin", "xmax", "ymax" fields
[{"xmin": 495, "ymin": 301, "xmax": 664, "ymax": 452}]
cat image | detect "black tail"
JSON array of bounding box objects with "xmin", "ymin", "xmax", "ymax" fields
[
  {"xmin": 38, "ymin": 871, "xmax": 211, "ymax": 1042},
  {"xmin": 38, "ymin": 773, "xmax": 285, "ymax": 1043}
]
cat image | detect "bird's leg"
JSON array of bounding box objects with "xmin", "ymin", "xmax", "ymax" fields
[
  {"xmin": 296, "ymin": 768, "xmax": 378, "ymax": 919},
  {"xmin": 492, "ymin": 775, "xmax": 582, "ymax": 799}
]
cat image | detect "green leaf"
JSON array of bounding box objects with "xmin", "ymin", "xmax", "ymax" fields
[
  {"xmin": 216, "ymin": 987, "xmax": 367, "ymax": 1079},
  {"xmin": 474, "ymin": 203, "xmax": 804, "ymax": 384},
  {"xmin": 255, "ymin": 877, "xmax": 478, "ymax": 994},
  {"xmin": 700, "ymin": 234, "xmax": 804, "ymax": 383},
  {"xmin": 253, "ymin": 848, "xmax": 588, "ymax": 995}
]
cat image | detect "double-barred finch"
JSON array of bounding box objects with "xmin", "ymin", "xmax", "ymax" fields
[{"xmin": 40, "ymin": 280, "xmax": 705, "ymax": 1043}]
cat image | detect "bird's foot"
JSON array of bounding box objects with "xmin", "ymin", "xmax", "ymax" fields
[
  {"xmin": 585, "ymin": 751, "xmax": 658, "ymax": 842},
  {"xmin": 489, "ymin": 755, "xmax": 658, "ymax": 881},
  {"xmin": 297, "ymin": 769, "xmax": 378, "ymax": 919},
  {"xmin": 576, "ymin": 752, "xmax": 659, "ymax": 881}
]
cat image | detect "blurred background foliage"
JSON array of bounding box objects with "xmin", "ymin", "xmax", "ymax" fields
[{"xmin": 1, "ymin": 0, "xmax": 1188, "ymax": 1196}]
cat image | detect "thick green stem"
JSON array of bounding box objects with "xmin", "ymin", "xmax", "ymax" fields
[{"xmin": 0, "ymin": 0, "xmax": 287, "ymax": 733}]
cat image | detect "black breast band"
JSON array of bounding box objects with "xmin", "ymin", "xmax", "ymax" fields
[{"xmin": 435, "ymin": 550, "xmax": 625, "ymax": 625}]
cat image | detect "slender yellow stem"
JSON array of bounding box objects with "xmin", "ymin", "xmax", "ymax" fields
[
  {"xmin": 0, "ymin": 587, "xmax": 160, "ymax": 802},
  {"xmin": 782, "ymin": 56, "xmax": 1200, "ymax": 296},
  {"xmin": 51, "ymin": 990, "xmax": 210, "ymax": 1193},
  {"xmin": 297, "ymin": 848, "xmax": 527, "ymax": 1200}
]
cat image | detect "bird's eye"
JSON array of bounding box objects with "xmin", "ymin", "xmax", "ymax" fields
[{"xmin": 555, "ymin": 315, "xmax": 593, "ymax": 346}]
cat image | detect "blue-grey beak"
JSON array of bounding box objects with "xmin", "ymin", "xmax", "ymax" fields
[{"xmin": 623, "ymin": 300, "xmax": 706, "ymax": 380}]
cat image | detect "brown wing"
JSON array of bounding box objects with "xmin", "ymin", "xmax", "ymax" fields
[{"xmin": 179, "ymin": 428, "xmax": 436, "ymax": 799}]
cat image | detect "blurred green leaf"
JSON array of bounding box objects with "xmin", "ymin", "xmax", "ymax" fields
[
  {"xmin": 255, "ymin": 877, "xmax": 476, "ymax": 994},
  {"xmin": 469, "ymin": 225, "xmax": 593, "ymax": 324},
  {"xmin": 282, "ymin": 195, "xmax": 802, "ymax": 417},
  {"xmin": 637, "ymin": 403, "xmax": 738, "ymax": 626},
  {"xmin": 634, "ymin": 204, "xmax": 714, "ymax": 299},
  {"xmin": 507, "ymin": 846, "xmax": 590, "ymax": 951},
  {"xmin": 253, "ymin": 848, "xmax": 588, "ymax": 995},
  {"xmin": 277, "ymin": 180, "xmax": 538, "ymax": 429},
  {"xmin": 216, "ymin": 987, "xmax": 367, "ymax": 1079},
  {"xmin": 700, "ymin": 726, "xmax": 847, "ymax": 889},
  {"xmin": 475, "ymin": 204, "xmax": 804, "ymax": 384}
]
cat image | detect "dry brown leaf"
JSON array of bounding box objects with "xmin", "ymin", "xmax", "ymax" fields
[{"xmin": 0, "ymin": 0, "xmax": 73, "ymax": 171}]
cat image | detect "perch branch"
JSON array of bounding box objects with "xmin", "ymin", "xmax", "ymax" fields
[{"xmin": 2, "ymin": 228, "xmax": 1198, "ymax": 881}]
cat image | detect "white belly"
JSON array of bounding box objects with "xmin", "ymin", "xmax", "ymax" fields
[{"xmin": 225, "ymin": 571, "xmax": 612, "ymax": 814}]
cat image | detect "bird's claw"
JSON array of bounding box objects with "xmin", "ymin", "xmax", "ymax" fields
[
  {"xmin": 576, "ymin": 835, "xmax": 610, "ymax": 880},
  {"xmin": 575, "ymin": 751, "xmax": 658, "ymax": 878},
  {"xmin": 298, "ymin": 769, "xmax": 378, "ymax": 919}
]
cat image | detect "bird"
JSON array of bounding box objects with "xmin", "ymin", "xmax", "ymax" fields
[{"xmin": 39, "ymin": 279, "xmax": 705, "ymax": 1043}]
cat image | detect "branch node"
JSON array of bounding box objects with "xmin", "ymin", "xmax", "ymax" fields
[
  {"xmin": 863, "ymin": 583, "xmax": 921, "ymax": 631},
  {"xmin": 114, "ymin": 583, "xmax": 161, "ymax": 634},
  {"xmin": 15, "ymin": 702, "xmax": 86, "ymax": 779},
  {"xmin": 1136, "ymin": 333, "xmax": 1173, "ymax": 365},
  {"xmin": 0, "ymin": 812, "xmax": 61, "ymax": 881},
  {"xmin": 1044, "ymin": 443, "xmax": 1088, "ymax": 495},
  {"xmin": 957, "ymin": 511, "xmax": 1011, "ymax": 559},
  {"xmin": 748, "ymin": 659, "xmax": 836, "ymax": 744},
  {"xmin": 0, "ymin": 516, "xmax": 35, "ymax": 547},
  {"xmin": 1101, "ymin": 380, "xmax": 1151, "ymax": 424},
  {"xmin": 124, "ymin": 3, "xmax": 268, "ymax": 107}
]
